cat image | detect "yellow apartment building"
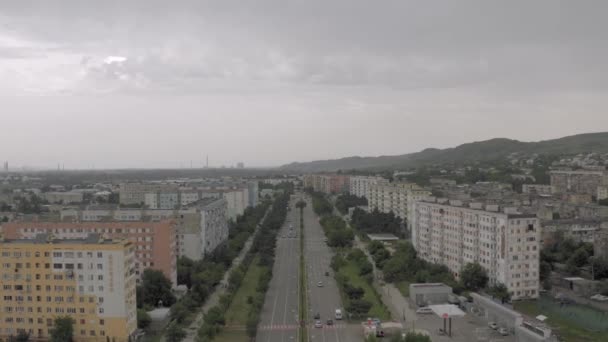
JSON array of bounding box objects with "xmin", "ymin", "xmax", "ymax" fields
[{"xmin": 0, "ymin": 233, "xmax": 137, "ymax": 342}]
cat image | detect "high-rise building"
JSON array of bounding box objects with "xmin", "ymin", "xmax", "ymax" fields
[
  {"xmin": 367, "ymin": 182, "xmax": 430, "ymax": 224},
  {"xmin": 413, "ymin": 198, "xmax": 540, "ymax": 300},
  {"xmin": 349, "ymin": 176, "xmax": 384, "ymax": 199},
  {"xmin": 2, "ymin": 221, "xmax": 177, "ymax": 286},
  {"xmin": 0, "ymin": 233, "xmax": 137, "ymax": 341},
  {"xmin": 550, "ymin": 170, "xmax": 607, "ymax": 195}
]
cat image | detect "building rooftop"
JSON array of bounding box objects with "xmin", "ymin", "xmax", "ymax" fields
[{"xmin": 1, "ymin": 233, "xmax": 125, "ymax": 245}]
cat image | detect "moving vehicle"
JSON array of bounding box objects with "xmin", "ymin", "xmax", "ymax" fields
[
  {"xmin": 488, "ymin": 322, "xmax": 498, "ymax": 330},
  {"xmin": 326, "ymin": 319, "xmax": 333, "ymax": 326},
  {"xmin": 325, "ymin": 271, "xmax": 330, "ymax": 276},
  {"xmin": 498, "ymin": 327, "xmax": 509, "ymax": 336},
  {"xmin": 317, "ymin": 281, "xmax": 323, "ymax": 287},
  {"xmin": 335, "ymin": 309, "xmax": 343, "ymax": 320},
  {"xmin": 416, "ymin": 307, "xmax": 433, "ymax": 314},
  {"xmin": 314, "ymin": 320, "xmax": 323, "ymax": 328},
  {"xmin": 313, "ymin": 312, "xmax": 320, "ymax": 319}
]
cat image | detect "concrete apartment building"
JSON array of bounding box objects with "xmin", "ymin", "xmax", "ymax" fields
[
  {"xmin": 522, "ymin": 184, "xmax": 553, "ymax": 196},
  {"xmin": 304, "ymin": 174, "xmax": 350, "ymax": 194},
  {"xmin": 178, "ymin": 198, "xmax": 229, "ymax": 260},
  {"xmin": 367, "ymin": 182, "xmax": 430, "ymax": 225},
  {"xmin": 541, "ymin": 219, "xmax": 605, "ymax": 247},
  {"xmin": 0, "ymin": 234, "xmax": 137, "ymax": 342},
  {"xmin": 349, "ymin": 176, "xmax": 384, "ymax": 199},
  {"xmin": 60, "ymin": 199, "xmax": 230, "ymax": 261},
  {"xmin": 550, "ymin": 169, "xmax": 607, "ymax": 195},
  {"xmin": 43, "ymin": 191, "xmax": 84, "ymax": 204},
  {"xmin": 413, "ymin": 198, "xmax": 541, "ymax": 300},
  {"xmin": 119, "ymin": 183, "xmax": 178, "ymax": 205},
  {"xmin": 598, "ymin": 186, "xmax": 608, "ymax": 201},
  {"xmin": 1, "ymin": 221, "xmax": 177, "ymax": 286}
]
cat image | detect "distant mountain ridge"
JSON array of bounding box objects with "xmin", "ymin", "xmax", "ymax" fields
[{"xmin": 280, "ymin": 132, "xmax": 608, "ymax": 172}]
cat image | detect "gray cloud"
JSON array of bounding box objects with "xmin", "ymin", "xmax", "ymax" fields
[{"xmin": 0, "ymin": 0, "xmax": 607, "ymax": 167}]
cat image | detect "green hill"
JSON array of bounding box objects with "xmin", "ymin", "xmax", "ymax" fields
[{"xmin": 280, "ymin": 132, "xmax": 608, "ymax": 172}]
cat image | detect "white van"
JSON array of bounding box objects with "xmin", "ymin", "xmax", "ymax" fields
[{"xmin": 335, "ymin": 309, "xmax": 343, "ymax": 320}]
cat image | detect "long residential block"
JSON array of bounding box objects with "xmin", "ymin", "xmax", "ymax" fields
[
  {"xmin": 1, "ymin": 221, "xmax": 177, "ymax": 286},
  {"xmin": 413, "ymin": 198, "xmax": 540, "ymax": 300}
]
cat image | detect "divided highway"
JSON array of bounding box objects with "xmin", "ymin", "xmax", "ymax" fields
[{"xmin": 256, "ymin": 196, "xmax": 301, "ymax": 342}]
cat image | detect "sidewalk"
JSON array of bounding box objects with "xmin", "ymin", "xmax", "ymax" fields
[{"xmin": 165, "ymin": 214, "xmax": 266, "ymax": 342}]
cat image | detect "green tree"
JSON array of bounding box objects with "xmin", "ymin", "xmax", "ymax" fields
[
  {"xmin": 165, "ymin": 322, "xmax": 186, "ymax": 342},
  {"xmin": 140, "ymin": 269, "xmax": 176, "ymax": 308},
  {"xmin": 10, "ymin": 331, "xmax": 30, "ymax": 342},
  {"xmin": 488, "ymin": 283, "xmax": 511, "ymax": 304},
  {"xmin": 170, "ymin": 301, "xmax": 189, "ymax": 324},
  {"xmin": 50, "ymin": 316, "xmax": 75, "ymax": 342},
  {"xmin": 460, "ymin": 263, "xmax": 488, "ymax": 291},
  {"xmin": 137, "ymin": 309, "xmax": 152, "ymax": 329},
  {"xmin": 404, "ymin": 332, "xmax": 432, "ymax": 342}
]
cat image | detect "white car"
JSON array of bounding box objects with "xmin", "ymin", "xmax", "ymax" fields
[
  {"xmin": 488, "ymin": 322, "xmax": 498, "ymax": 330},
  {"xmin": 416, "ymin": 307, "xmax": 433, "ymax": 314},
  {"xmin": 314, "ymin": 320, "xmax": 323, "ymax": 328},
  {"xmin": 498, "ymin": 327, "xmax": 509, "ymax": 336},
  {"xmin": 317, "ymin": 281, "xmax": 323, "ymax": 287}
]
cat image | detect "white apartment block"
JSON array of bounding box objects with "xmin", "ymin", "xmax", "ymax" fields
[
  {"xmin": 367, "ymin": 182, "xmax": 429, "ymax": 224},
  {"xmin": 349, "ymin": 176, "xmax": 384, "ymax": 199},
  {"xmin": 119, "ymin": 183, "xmax": 178, "ymax": 205},
  {"xmin": 598, "ymin": 186, "xmax": 608, "ymax": 201},
  {"xmin": 223, "ymin": 188, "xmax": 249, "ymax": 220},
  {"xmin": 413, "ymin": 198, "xmax": 540, "ymax": 300}
]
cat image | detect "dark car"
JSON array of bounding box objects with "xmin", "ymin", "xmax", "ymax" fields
[
  {"xmin": 325, "ymin": 271, "xmax": 330, "ymax": 276},
  {"xmin": 313, "ymin": 312, "xmax": 320, "ymax": 319},
  {"xmin": 326, "ymin": 319, "xmax": 333, "ymax": 326}
]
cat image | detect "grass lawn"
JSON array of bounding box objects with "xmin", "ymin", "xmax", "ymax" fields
[
  {"xmin": 514, "ymin": 298, "xmax": 608, "ymax": 342},
  {"xmin": 224, "ymin": 256, "xmax": 264, "ymax": 325},
  {"xmin": 213, "ymin": 329, "xmax": 249, "ymax": 342},
  {"xmin": 396, "ymin": 281, "xmax": 410, "ymax": 298},
  {"xmin": 339, "ymin": 260, "xmax": 391, "ymax": 320}
]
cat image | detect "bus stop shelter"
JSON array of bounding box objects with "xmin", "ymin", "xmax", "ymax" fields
[{"xmin": 428, "ymin": 304, "xmax": 466, "ymax": 337}]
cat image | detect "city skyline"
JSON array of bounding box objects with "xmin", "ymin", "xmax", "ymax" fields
[{"xmin": 1, "ymin": 1, "xmax": 607, "ymax": 168}]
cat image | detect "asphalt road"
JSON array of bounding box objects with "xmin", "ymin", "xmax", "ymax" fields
[
  {"xmin": 303, "ymin": 195, "xmax": 362, "ymax": 342},
  {"xmin": 256, "ymin": 195, "xmax": 301, "ymax": 342}
]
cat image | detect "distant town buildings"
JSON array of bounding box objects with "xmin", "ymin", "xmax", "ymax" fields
[
  {"xmin": 0, "ymin": 233, "xmax": 137, "ymax": 341},
  {"xmin": 237, "ymin": 162, "xmax": 244, "ymax": 169},
  {"xmin": 522, "ymin": 184, "xmax": 553, "ymax": 196},
  {"xmin": 43, "ymin": 191, "xmax": 84, "ymax": 204},
  {"xmin": 303, "ymin": 174, "xmax": 350, "ymax": 194},
  {"xmin": 2, "ymin": 221, "xmax": 178, "ymax": 286},
  {"xmin": 413, "ymin": 198, "xmax": 540, "ymax": 300}
]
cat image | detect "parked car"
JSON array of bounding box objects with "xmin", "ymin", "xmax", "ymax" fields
[
  {"xmin": 416, "ymin": 307, "xmax": 433, "ymax": 314},
  {"xmin": 488, "ymin": 322, "xmax": 498, "ymax": 330},
  {"xmin": 498, "ymin": 327, "xmax": 509, "ymax": 336},
  {"xmin": 314, "ymin": 320, "xmax": 323, "ymax": 328}
]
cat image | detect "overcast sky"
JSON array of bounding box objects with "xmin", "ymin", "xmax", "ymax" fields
[{"xmin": 1, "ymin": 1, "xmax": 607, "ymax": 169}]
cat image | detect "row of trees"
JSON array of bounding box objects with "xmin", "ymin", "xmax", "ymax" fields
[
  {"xmin": 309, "ymin": 190, "xmax": 333, "ymax": 216},
  {"xmin": 335, "ymin": 194, "xmax": 368, "ymax": 215},
  {"xmin": 320, "ymin": 215, "xmax": 355, "ymax": 247},
  {"xmin": 197, "ymin": 191, "xmax": 290, "ymax": 341},
  {"xmin": 351, "ymin": 208, "xmax": 404, "ymax": 237},
  {"xmin": 332, "ymin": 250, "xmax": 377, "ymax": 317}
]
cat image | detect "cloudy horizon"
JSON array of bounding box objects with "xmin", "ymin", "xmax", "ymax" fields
[{"xmin": 1, "ymin": 1, "xmax": 607, "ymax": 169}]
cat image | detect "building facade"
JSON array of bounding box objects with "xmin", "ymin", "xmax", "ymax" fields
[
  {"xmin": 550, "ymin": 170, "xmax": 607, "ymax": 195},
  {"xmin": 176, "ymin": 198, "xmax": 229, "ymax": 261},
  {"xmin": 119, "ymin": 183, "xmax": 178, "ymax": 205},
  {"xmin": 1, "ymin": 221, "xmax": 177, "ymax": 286},
  {"xmin": 349, "ymin": 176, "xmax": 384, "ymax": 199},
  {"xmin": 413, "ymin": 198, "xmax": 540, "ymax": 300},
  {"xmin": 0, "ymin": 234, "xmax": 137, "ymax": 342},
  {"xmin": 43, "ymin": 192, "xmax": 84, "ymax": 204},
  {"xmin": 367, "ymin": 182, "xmax": 429, "ymax": 226},
  {"xmin": 522, "ymin": 184, "xmax": 553, "ymax": 196}
]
